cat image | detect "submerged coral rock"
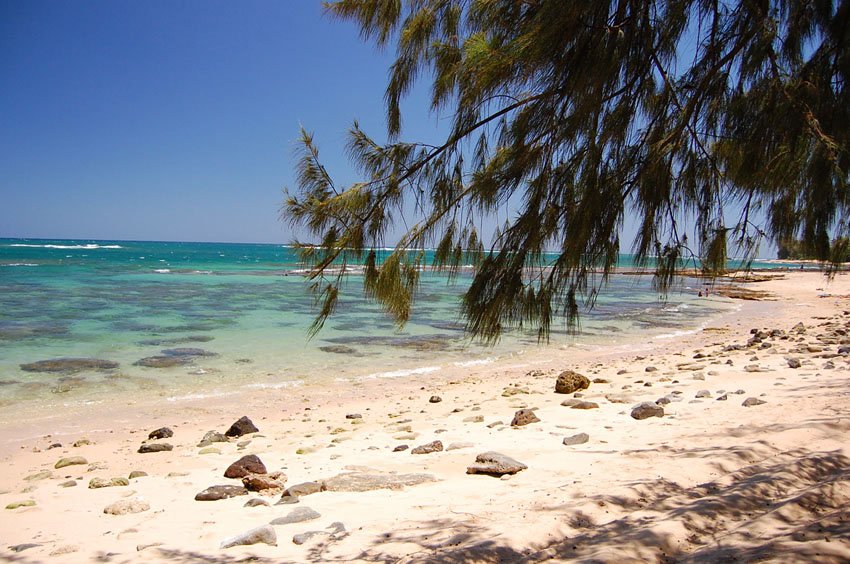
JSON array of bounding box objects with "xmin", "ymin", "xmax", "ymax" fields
[
  {"xmin": 20, "ymin": 358, "xmax": 118, "ymax": 373},
  {"xmin": 160, "ymin": 347, "xmax": 216, "ymax": 357},
  {"xmin": 133, "ymin": 356, "xmax": 192, "ymax": 368}
]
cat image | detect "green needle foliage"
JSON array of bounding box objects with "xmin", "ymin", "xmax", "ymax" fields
[{"xmin": 283, "ymin": 0, "xmax": 849, "ymax": 342}]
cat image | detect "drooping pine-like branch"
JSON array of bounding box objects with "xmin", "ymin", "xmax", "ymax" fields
[{"xmin": 284, "ymin": 0, "xmax": 850, "ymax": 341}]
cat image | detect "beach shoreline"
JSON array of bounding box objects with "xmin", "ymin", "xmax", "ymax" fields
[{"xmin": 1, "ymin": 271, "xmax": 848, "ymax": 562}]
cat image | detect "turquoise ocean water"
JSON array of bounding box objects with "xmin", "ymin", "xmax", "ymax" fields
[{"xmin": 0, "ymin": 238, "xmax": 772, "ymax": 412}]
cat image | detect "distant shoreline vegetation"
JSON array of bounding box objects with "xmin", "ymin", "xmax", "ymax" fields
[{"xmin": 777, "ymin": 238, "xmax": 850, "ymax": 263}]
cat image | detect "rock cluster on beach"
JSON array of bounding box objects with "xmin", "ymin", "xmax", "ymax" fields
[{"xmin": 5, "ymin": 280, "xmax": 850, "ymax": 561}]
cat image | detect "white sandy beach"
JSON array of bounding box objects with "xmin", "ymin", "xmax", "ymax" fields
[{"xmin": 1, "ymin": 271, "xmax": 848, "ymax": 563}]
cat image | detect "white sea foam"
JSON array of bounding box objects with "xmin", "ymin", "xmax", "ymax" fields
[
  {"xmin": 241, "ymin": 380, "xmax": 303, "ymax": 390},
  {"xmin": 653, "ymin": 328, "xmax": 699, "ymax": 340},
  {"xmin": 363, "ymin": 365, "xmax": 442, "ymax": 379},
  {"xmin": 2, "ymin": 263, "xmax": 38, "ymax": 267},
  {"xmin": 453, "ymin": 357, "xmax": 497, "ymax": 367},
  {"xmin": 8, "ymin": 243, "xmax": 123, "ymax": 250},
  {"xmin": 166, "ymin": 391, "xmax": 232, "ymax": 402},
  {"xmin": 153, "ymin": 269, "xmax": 171, "ymax": 273}
]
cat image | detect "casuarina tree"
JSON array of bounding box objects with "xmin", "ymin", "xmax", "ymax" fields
[{"xmin": 283, "ymin": 0, "xmax": 849, "ymax": 341}]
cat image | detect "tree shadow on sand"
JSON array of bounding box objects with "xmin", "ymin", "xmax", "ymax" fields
[{"xmin": 345, "ymin": 446, "xmax": 850, "ymax": 563}]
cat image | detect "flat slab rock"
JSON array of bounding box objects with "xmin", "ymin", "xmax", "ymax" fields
[
  {"xmin": 283, "ymin": 481, "xmax": 324, "ymax": 498},
  {"xmin": 269, "ymin": 506, "xmax": 321, "ymax": 525},
  {"xmin": 138, "ymin": 442, "xmax": 173, "ymax": 453},
  {"xmin": 466, "ymin": 452, "xmax": 527, "ymax": 476},
  {"xmin": 103, "ymin": 497, "xmax": 150, "ymax": 515},
  {"xmin": 411, "ymin": 440, "xmax": 443, "ymax": 454},
  {"xmin": 320, "ymin": 472, "xmax": 437, "ymax": 492},
  {"xmin": 292, "ymin": 522, "xmax": 346, "ymax": 546},
  {"xmin": 220, "ymin": 525, "xmax": 277, "ymax": 549},
  {"xmin": 195, "ymin": 485, "xmax": 248, "ymax": 501},
  {"xmin": 743, "ymin": 397, "xmax": 767, "ymax": 406},
  {"xmin": 88, "ymin": 477, "xmax": 129, "ymax": 489},
  {"xmin": 563, "ymin": 432, "xmax": 590, "ymax": 446}
]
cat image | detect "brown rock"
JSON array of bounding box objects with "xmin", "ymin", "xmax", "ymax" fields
[
  {"xmin": 242, "ymin": 473, "xmax": 285, "ymax": 492},
  {"xmin": 225, "ymin": 416, "xmax": 259, "ymax": 437},
  {"xmin": 138, "ymin": 443, "xmax": 173, "ymax": 453},
  {"xmin": 411, "ymin": 440, "xmax": 443, "ymax": 454},
  {"xmin": 555, "ymin": 370, "xmax": 590, "ymax": 394},
  {"xmin": 510, "ymin": 409, "xmax": 540, "ymax": 427},
  {"xmin": 224, "ymin": 454, "xmax": 267, "ymax": 479},
  {"xmin": 148, "ymin": 427, "xmax": 173, "ymax": 440}
]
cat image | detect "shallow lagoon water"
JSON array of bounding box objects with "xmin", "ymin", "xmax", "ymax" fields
[{"xmin": 0, "ymin": 239, "xmax": 738, "ymax": 412}]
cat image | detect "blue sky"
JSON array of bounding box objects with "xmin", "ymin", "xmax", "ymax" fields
[
  {"xmin": 1, "ymin": 1, "xmax": 775, "ymax": 258},
  {"xmin": 1, "ymin": 0, "xmax": 446, "ymax": 243}
]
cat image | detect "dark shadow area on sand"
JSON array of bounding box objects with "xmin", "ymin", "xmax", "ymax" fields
[{"xmin": 346, "ymin": 447, "xmax": 850, "ymax": 563}]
